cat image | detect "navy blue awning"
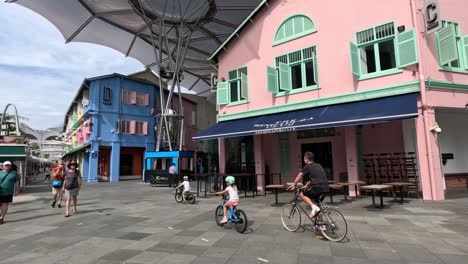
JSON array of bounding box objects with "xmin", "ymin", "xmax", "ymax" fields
[{"xmin": 194, "ymin": 93, "xmax": 419, "ymax": 140}]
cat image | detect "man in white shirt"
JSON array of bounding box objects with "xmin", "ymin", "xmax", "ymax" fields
[{"xmin": 169, "ymin": 163, "xmax": 176, "ymax": 174}]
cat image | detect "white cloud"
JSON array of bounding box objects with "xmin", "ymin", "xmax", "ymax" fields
[{"xmin": 0, "ymin": 2, "xmax": 144, "ymax": 130}]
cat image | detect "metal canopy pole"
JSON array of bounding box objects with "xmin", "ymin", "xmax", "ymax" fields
[{"xmin": 132, "ymin": 0, "xmax": 210, "ymax": 153}]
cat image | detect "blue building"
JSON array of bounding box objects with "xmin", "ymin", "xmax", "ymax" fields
[{"xmin": 63, "ymin": 73, "xmax": 158, "ymax": 182}]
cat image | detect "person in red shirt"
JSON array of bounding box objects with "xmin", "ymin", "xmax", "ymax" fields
[{"xmin": 51, "ymin": 160, "xmax": 65, "ymax": 208}]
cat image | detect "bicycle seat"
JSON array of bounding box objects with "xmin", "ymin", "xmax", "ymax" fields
[{"xmin": 231, "ymin": 202, "xmax": 239, "ymax": 207}]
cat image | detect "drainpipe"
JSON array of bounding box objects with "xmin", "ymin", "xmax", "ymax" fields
[{"xmin": 410, "ymin": 0, "xmax": 436, "ymax": 199}]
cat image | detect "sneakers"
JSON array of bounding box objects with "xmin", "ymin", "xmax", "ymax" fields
[
  {"xmin": 51, "ymin": 201, "xmax": 56, "ymax": 208},
  {"xmin": 220, "ymin": 217, "xmax": 228, "ymax": 224},
  {"xmin": 57, "ymin": 204, "xmax": 62, "ymax": 208},
  {"xmin": 309, "ymin": 205, "xmax": 321, "ymax": 218}
]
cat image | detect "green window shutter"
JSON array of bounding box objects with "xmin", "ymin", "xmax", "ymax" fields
[
  {"xmin": 216, "ymin": 81, "xmax": 228, "ymax": 105},
  {"xmin": 313, "ymin": 54, "xmax": 318, "ymax": 84},
  {"xmin": 240, "ymin": 73, "xmax": 248, "ymax": 99},
  {"xmin": 463, "ymin": 36, "xmax": 468, "ymax": 70},
  {"xmin": 350, "ymin": 42, "xmax": 360, "ymax": 76},
  {"xmin": 436, "ymin": 24, "xmax": 458, "ymax": 66},
  {"xmin": 267, "ymin": 66, "xmax": 278, "ymax": 93},
  {"xmin": 279, "ymin": 62, "xmax": 291, "ymax": 91},
  {"xmin": 396, "ymin": 28, "xmax": 419, "ymax": 68},
  {"xmin": 278, "ymin": 133, "xmax": 290, "ymax": 173}
]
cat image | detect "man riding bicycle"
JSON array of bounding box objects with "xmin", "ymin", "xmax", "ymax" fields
[{"xmin": 287, "ymin": 152, "xmax": 329, "ymax": 218}]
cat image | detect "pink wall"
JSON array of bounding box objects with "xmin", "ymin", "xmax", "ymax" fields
[
  {"xmin": 261, "ymin": 129, "xmax": 347, "ymax": 183},
  {"xmin": 180, "ymin": 98, "xmax": 197, "ymax": 151},
  {"xmin": 427, "ymin": 90, "xmax": 468, "ymax": 108},
  {"xmin": 217, "ymin": 0, "xmax": 419, "ymax": 116},
  {"xmin": 361, "ymin": 121, "xmax": 406, "ymax": 154},
  {"xmin": 417, "ymin": 0, "xmax": 468, "ymax": 84}
]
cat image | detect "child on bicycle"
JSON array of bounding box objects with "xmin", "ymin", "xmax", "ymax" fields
[
  {"xmin": 176, "ymin": 176, "xmax": 191, "ymax": 202},
  {"xmin": 215, "ymin": 176, "xmax": 239, "ymax": 224}
]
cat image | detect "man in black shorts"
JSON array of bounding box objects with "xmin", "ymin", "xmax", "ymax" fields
[{"xmin": 287, "ymin": 152, "xmax": 329, "ymax": 218}]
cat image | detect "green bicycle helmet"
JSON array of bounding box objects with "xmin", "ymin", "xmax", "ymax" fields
[{"xmin": 225, "ymin": 176, "xmax": 235, "ymax": 184}]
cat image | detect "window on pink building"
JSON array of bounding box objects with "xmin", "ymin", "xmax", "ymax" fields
[{"xmin": 350, "ymin": 21, "xmax": 418, "ymax": 79}]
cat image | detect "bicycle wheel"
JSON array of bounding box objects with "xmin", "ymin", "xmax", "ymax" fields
[
  {"xmin": 174, "ymin": 193, "xmax": 183, "ymax": 203},
  {"xmin": 215, "ymin": 205, "xmax": 224, "ymax": 226},
  {"xmin": 187, "ymin": 193, "xmax": 196, "ymax": 204},
  {"xmin": 234, "ymin": 210, "xmax": 248, "ymax": 233},
  {"xmin": 281, "ymin": 204, "xmax": 301, "ymax": 232},
  {"xmin": 318, "ymin": 208, "xmax": 347, "ymax": 242}
]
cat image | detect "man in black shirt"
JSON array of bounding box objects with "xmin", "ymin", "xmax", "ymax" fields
[{"xmin": 287, "ymin": 152, "xmax": 329, "ymax": 218}]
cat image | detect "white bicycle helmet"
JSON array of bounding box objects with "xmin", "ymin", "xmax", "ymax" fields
[{"xmin": 183, "ymin": 176, "xmax": 189, "ymax": 181}]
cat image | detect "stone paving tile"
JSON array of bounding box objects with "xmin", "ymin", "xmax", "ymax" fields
[
  {"xmin": 330, "ymin": 246, "xmax": 367, "ymax": 258},
  {"xmin": 201, "ymin": 247, "xmax": 237, "ymax": 259},
  {"xmin": 99, "ymin": 249, "xmax": 142, "ymax": 262},
  {"xmin": 124, "ymin": 251, "xmax": 170, "ymax": 264},
  {"xmin": 191, "ymin": 256, "xmax": 230, "ymax": 264},
  {"xmin": 1, "ymin": 182, "xmax": 468, "ymax": 264},
  {"xmin": 118, "ymin": 232, "xmax": 151, "ymax": 241},
  {"xmin": 362, "ymin": 248, "xmax": 403, "ymax": 261},
  {"xmin": 298, "ymin": 254, "xmax": 334, "ymax": 264},
  {"xmin": 154, "ymin": 253, "xmax": 197, "ymax": 264}
]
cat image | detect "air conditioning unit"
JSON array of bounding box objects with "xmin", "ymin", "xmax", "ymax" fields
[
  {"xmin": 210, "ymin": 73, "xmax": 218, "ymax": 93},
  {"xmin": 82, "ymin": 98, "xmax": 89, "ymax": 106}
]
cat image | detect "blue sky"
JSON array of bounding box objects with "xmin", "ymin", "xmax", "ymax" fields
[{"xmin": 0, "ymin": 2, "xmax": 144, "ymax": 130}]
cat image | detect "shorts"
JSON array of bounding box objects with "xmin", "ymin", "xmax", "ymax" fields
[
  {"xmin": 65, "ymin": 188, "xmax": 79, "ymax": 197},
  {"xmin": 0, "ymin": 195, "xmax": 13, "ymax": 203},
  {"xmin": 302, "ymin": 187, "xmax": 326, "ymax": 201},
  {"xmin": 52, "ymin": 187, "xmax": 63, "ymax": 195}
]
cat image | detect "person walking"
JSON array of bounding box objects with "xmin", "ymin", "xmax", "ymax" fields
[
  {"xmin": 0, "ymin": 161, "xmax": 20, "ymax": 224},
  {"xmin": 44, "ymin": 166, "xmax": 51, "ymax": 182},
  {"xmin": 63, "ymin": 161, "xmax": 82, "ymax": 217},
  {"xmin": 51, "ymin": 160, "xmax": 66, "ymax": 208}
]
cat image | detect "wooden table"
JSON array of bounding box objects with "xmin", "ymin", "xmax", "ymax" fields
[
  {"xmin": 360, "ymin": 184, "xmax": 393, "ymax": 208},
  {"xmin": 337, "ymin": 181, "xmax": 366, "ymax": 200},
  {"xmin": 384, "ymin": 182, "xmax": 416, "ymax": 203},
  {"xmin": 265, "ymin": 185, "xmax": 285, "ymax": 205},
  {"xmin": 329, "ymin": 184, "xmax": 343, "ymax": 204}
]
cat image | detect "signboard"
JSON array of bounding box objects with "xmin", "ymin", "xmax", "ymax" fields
[
  {"xmin": 103, "ymin": 87, "xmax": 112, "ymax": 105},
  {"xmin": 424, "ymin": 0, "xmax": 442, "ymax": 35},
  {"xmin": 0, "ymin": 123, "xmax": 10, "ymax": 136}
]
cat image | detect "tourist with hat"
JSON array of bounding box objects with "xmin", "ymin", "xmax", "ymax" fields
[
  {"xmin": 0, "ymin": 161, "xmax": 20, "ymax": 224},
  {"xmin": 63, "ymin": 160, "xmax": 82, "ymax": 217}
]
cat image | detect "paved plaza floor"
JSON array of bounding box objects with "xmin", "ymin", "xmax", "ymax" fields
[{"xmin": 0, "ymin": 181, "xmax": 467, "ymax": 264}]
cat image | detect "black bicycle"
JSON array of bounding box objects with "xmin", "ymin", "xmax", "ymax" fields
[
  {"xmin": 174, "ymin": 186, "xmax": 196, "ymax": 204},
  {"xmin": 281, "ymin": 188, "xmax": 347, "ymax": 242}
]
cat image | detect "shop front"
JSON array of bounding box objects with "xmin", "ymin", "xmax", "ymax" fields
[{"xmin": 195, "ymin": 93, "xmax": 421, "ymax": 195}]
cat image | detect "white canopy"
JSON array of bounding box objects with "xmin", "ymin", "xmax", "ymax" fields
[{"xmin": 8, "ymin": 0, "xmax": 263, "ymax": 99}]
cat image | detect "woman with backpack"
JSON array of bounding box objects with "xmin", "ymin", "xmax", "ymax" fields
[{"xmin": 63, "ymin": 160, "xmax": 82, "ymax": 217}]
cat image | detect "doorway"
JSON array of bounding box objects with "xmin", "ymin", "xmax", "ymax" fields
[
  {"xmin": 120, "ymin": 154, "xmax": 133, "ymax": 176},
  {"xmin": 301, "ymin": 142, "xmax": 333, "ymax": 180}
]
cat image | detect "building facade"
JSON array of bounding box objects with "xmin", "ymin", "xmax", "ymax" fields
[
  {"xmin": 64, "ymin": 71, "xmax": 218, "ymax": 182},
  {"xmin": 197, "ymin": 0, "xmax": 468, "ymax": 200},
  {"xmin": 63, "ymin": 73, "xmax": 157, "ymax": 182}
]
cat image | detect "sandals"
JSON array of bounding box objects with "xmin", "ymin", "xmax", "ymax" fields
[{"xmin": 64, "ymin": 214, "xmax": 70, "ymax": 217}]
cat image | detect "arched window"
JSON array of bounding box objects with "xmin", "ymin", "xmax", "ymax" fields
[{"xmin": 274, "ymin": 15, "xmax": 316, "ymax": 46}]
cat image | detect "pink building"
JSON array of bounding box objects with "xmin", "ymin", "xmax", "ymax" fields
[{"xmin": 195, "ymin": 0, "xmax": 468, "ymax": 200}]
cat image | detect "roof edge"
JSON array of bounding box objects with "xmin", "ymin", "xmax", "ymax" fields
[{"xmin": 209, "ymin": 0, "xmax": 269, "ymax": 62}]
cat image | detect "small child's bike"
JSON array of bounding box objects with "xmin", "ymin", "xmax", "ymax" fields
[
  {"xmin": 214, "ymin": 198, "xmax": 248, "ymax": 233},
  {"xmin": 174, "ymin": 186, "xmax": 196, "ymax": 204}
]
